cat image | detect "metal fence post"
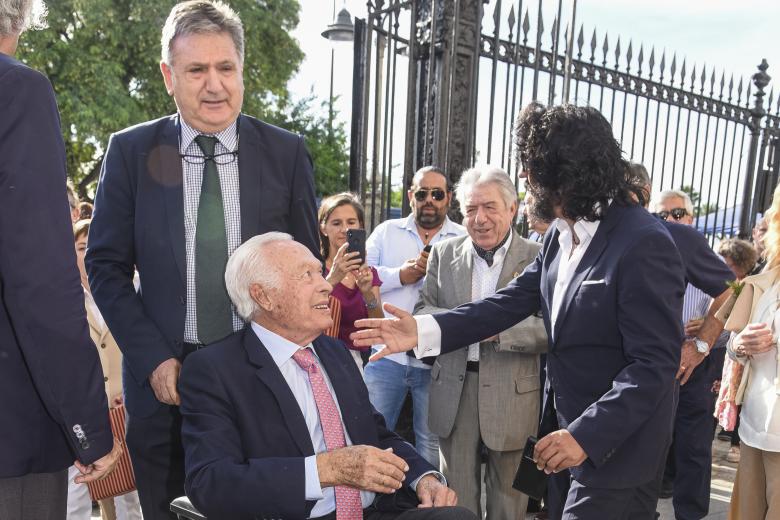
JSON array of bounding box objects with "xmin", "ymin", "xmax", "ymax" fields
[
  {"xmin": 739, "ymin": 59, "xmax": 771, "ymax": 238},
  {"xmin": 349, "ymin": 18, "xmax": 366, "ymax": 194}
]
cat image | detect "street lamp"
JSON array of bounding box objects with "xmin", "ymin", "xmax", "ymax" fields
[{"xmin": 321, "ymin": 2, "xmax": 354, "ymax": 136}]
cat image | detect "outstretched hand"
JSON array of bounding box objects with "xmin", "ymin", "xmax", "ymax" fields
[{"xmin": 351, "ymin": 302, "xmax": 419, "ymax": 361}]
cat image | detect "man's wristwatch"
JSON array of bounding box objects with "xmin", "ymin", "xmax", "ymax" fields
[{"xmin": 693, "ymin": 338, "xmax": 709, "ymax": 355}]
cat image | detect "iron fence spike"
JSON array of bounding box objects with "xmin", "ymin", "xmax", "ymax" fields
[
  {"xmin": 522, "ymin": 9, "xmax": 530, "ymax": 36},
  {"xmin": 659, "ymin": 50, "xmax": 666, "ymax": 79},
  {"xmin": 626, "ymin": 40, "xmax": 633, "ymax": 69},
  {"xmin": 690, "ymin": 63, "xmax": 696, "ymax": 90},
  {"xmin": 768, "ymin": 87, "xmax": 774, "ymax": 113},
  {"xmin": 590, "ymin": 28, "xmax": 597, "ymax": 59},
  {"xmin": 493, "ymin": 0, "xmax": 501, "ymax": 27},
  {"xmin": 577, "ymin": 25, "xmax": 584, "ymax": 54},
  {"xmin": 648, "ymin": 47, "xmax": 655, "ymax": 76},
  {"xmin": 700, "ymin": 64, "xmax": 707, "ymax": 93},
  {"xmin": 602, "ymin": 32, "xmax": 609, "ymax": 60},
  {"xmin": 614, "ymin": 36, "xmax": 621, "ymax": 69},
  {"xmin": 728, "ymin": 74, "xmax": 734, "ymax": 103},
  {"xmin": 670, "ymin": 54, "xmax": 677, "ymax": 82},
  {"xmin": 508, "ymin": 5, "xmax": 516, "ymax": 30},
  {"xmin": 550, "ymin": 16, "xmax": 558, "ymax": 49},
  {"xmin": 680, "ymin": 58, "xmax": 686, "ymax": 84},
  {"xmin": 745, "ymin": 81, "xmax": 752, "ymax": 108},
  {"xmin": 719, "ymin": 71, "xmax": 725, "ymax": 99}
]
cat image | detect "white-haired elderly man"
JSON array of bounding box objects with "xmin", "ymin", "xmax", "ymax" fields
[
  {"xmin": 178, "ymin": 232, "xmax": 476, "ymax": 520},
  {"xmin": 414, "ymin": 166, "xmax": 548, "ymax": 519}
]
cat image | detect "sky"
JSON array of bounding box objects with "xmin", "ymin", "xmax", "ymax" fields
[{"xmin": 291, "ymin": 0, "xmax": 780, "ymax": 129}]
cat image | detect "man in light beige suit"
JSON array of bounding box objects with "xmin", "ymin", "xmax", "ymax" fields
[{"xmin": 415, "ymin": 166, "xmax": 547, "ymax": 519}]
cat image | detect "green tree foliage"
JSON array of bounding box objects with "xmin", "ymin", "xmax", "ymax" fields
[
  {"xmin": 16, "ymin": 0, "xmax": 347, "ymax": 199},
  {"xmin": 680, "ymin": 185, "xmax": 719, "ymax": 218}
]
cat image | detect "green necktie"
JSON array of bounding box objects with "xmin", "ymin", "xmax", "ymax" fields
[{"xmin": 194, "ymin": 135, "xmax": 233, "ymax": 344}]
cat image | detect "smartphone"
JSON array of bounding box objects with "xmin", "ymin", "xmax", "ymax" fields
[
  {"xmin": 346, "ymin": 229, "xmax": 367, "ymax": 263},
  {"xmin": 422, "ymin": 244, "xmax": 432, "ymax": 253},
  {"xmin": 512, "ymin": 436, "xmax": 548, "ymax": 500}
]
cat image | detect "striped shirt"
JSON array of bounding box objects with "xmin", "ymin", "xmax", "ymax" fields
[{"xmin": 179, "ymin": 117, "xmax": 244, "ymax": 344}]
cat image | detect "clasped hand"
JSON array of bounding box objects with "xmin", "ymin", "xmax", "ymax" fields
[
  {"xmin": 733, "ymin": 322, "xmax": 776, "ymax": 357},
  {"xmin": 533, "ymin": 429, "xmax": 587, "ymax": 474}
]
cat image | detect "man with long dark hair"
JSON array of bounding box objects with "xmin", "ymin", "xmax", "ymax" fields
[{"xmin": 352, "ymin": 104, "xmax": 687, "ymax": 519}]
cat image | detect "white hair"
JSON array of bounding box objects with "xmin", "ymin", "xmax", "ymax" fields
[
  {"xmin": 455, "ymin": 165, "xmax": 518, "ymax": 211},
  {"xmin": 0, "ymin": 0, "xmax": 46, "ymax": 36},
  {"xmin": 224, "ymin": 232, "xmax": 292, "ymax": 321},
  {"xmin": 160, "ymin": 0, "xmax": 244, "ymax": 65},
  {"xmin": 654, "ymin": 189, "xmax": 694, "ymax": 216}
]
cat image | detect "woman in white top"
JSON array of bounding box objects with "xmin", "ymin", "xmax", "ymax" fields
[{"xmin": 721, "ymin": 185, "xmax": 780, "ymax": 520}]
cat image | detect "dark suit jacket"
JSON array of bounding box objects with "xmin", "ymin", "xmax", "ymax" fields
[
  {"xmin": 179, "ymin": 330, "xmax": 434, "ymax": 519},
  {"xmin": 0, "ymin": 54, "xmax": 111, "ymax": 477},
  {"xmin": 432, "ymin": 203, "xmax": 686, "ymax": 488},
  {"xmin": 86, "ymin": 114, "xmax": 319, "ymax": 418}
]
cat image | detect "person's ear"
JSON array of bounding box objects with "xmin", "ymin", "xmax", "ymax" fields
[
  {"xmin": 160, "ymin": 61, "xmax": 175, "ymax": 96},
  {"xmin": 250, "ymin": 283, "xmax": 272, "ymax": 311}
]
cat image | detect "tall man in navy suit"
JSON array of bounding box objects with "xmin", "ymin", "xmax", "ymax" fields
[
  {"xmin": 0, "ymin": 1, "xmax": 121, "ymax": 517},
  {"xmin": 86, "ymin": 2, "xmax": 319, "ymax": 518},
  {"xmin": 179, "ymin": 233, "xmax": 476, "ymax": 520},
  {"xmin": 353, "ymin": 104, "xmax": 687, "ymax": 519}
]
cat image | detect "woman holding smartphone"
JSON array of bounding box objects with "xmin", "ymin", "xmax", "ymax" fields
[{"xmin": 318, "ymin": 193, "xmax": 384, "ymax": 371}]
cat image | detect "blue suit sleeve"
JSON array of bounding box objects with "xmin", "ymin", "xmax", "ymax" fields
[
  {"xmin": 86, "ymin": 134, "xmax": 177, "ymax": 384},
  {"xmin": 0, "ymin": 65, "xmax": 111, "ymax": 464},
  {"xmin": 435, "ymin": 249, "xmax": 544, "ymax": 355},
  {"xmin": 566, "ymin": 228, "xmax": 684, "ymax": 466},
  {"xmin": 669, "ymin": 223, "xmax": 734, "ymax": 296}
]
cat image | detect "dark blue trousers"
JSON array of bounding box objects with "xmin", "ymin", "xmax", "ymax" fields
[{"xmin": 665, "ymin": 356, "xmax": 717, "ymax": 520}]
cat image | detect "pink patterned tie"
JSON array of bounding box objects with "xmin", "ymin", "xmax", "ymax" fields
[{"xmin": 292, "ymin": 348, "xmax": 363, "ymax": 520}]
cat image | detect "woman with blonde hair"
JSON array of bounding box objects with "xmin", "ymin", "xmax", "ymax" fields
[{"xmin": 719, "ymin": 186, "xmax": 780, "ymax": 519}]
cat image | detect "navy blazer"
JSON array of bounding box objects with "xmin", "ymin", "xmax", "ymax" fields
[
  {"xmin": 179, "ymin": 330, "xmax": 434, "ymax": 519},
  {"xmin": 0, "ymin": 54, "xmax": 112, "ymax": 477},
  {"xmin": 86, "ymin": 114, "xmax": 320, "ymax": 418},
  {"xmin": 433, "ymin": 203, "xmax": 686, "ymax": 488}
]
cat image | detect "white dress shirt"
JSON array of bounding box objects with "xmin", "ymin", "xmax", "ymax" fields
[
  {"xmin": 415, "ymin": 218, "xmax": 601, "ymax": 357},
  {"xmin": 467, "ymin": 233, "xmax": 513, "ymax": 361},
  {"xmin": 251, "ymin": 323, "xmax": 438, "ymax": 517},
  {"xmin": 366, "ymin": 214, "xmax": 465, "ymax": 367}
]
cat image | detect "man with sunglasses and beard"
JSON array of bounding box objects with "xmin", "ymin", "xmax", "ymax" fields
[
  {"xmin": 650, "ymin": 188, "xmax": 734, "ymax": 520},
  {"xmin": 364, "ymin": 166, "xmax": 466, "ymax": 468},
  {"xmin": 353, "ymin": 104, "xmax": 687, "ymax": 519}
]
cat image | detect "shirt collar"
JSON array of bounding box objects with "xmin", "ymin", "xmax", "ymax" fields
[
  {"xmin": 250, "ymin": 321, "xmax": 315, "ymax": 368},
  {"xmin": 554, "ymin": 218, "xmax": 599, "ymax": 247},
  {"xmin": 398, "ymin": 214, "xmax": 461, "ymax": 237},
  {"xmin": 471, "ymin": 230, "xmax": 513, "ymax": 265},
  {"xmin": 179, "ymin": 115, "xmax": 239, "ymax": 154}
]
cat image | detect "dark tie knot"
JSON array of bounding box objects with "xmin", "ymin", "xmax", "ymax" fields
[{"xmin": 195, "ymin": 135, "xmax": 218, "ymax": 157}]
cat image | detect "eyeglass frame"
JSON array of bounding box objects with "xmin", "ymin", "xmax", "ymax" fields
[
  {"xmin": 657, "ymin": 207, "xmax": 689, "ymax": 221},
  {"xmin": 412, "ymin": 187, "xmax": 447, "ymax": 202},
  {"xmin": 177, "ymin": 117, "xmax": 240, "ymax": 165}
]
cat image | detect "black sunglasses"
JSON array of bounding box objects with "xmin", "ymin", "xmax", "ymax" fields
[
  {"xmin": 658, "ymin": 208, "xmax": 689, "ymax": 221},
  {"xmin": 413, "ymin": 188, "xmax": 446, "ymax": 202}
]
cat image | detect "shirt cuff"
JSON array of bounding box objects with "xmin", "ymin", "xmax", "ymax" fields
[
  {"xmin": 413, "ymin": 314, "xmax": 442, "ymax": 358},
  {"xmin": 410, "ymin": 471, "xmax": 447, "ymax": 491},
  {"xmin": 304, "ymin": 455, "xmax": 325, "ymax": 501}
]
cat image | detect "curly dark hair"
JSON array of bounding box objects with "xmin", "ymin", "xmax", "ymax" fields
[
  {"xmin": 513, "ymin": 103, "xmax": 641, "ymax": 222},
  {"xmin": 717, "ymin": 238, "xmax": 758, "ymax": 278}
]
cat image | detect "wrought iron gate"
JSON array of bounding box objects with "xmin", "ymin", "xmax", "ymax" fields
[{"xmin": 350, "ymin": 0, "xmax": 780, "ymax": 240}]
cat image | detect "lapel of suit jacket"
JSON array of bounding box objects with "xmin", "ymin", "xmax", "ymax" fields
[
  {"xmin": 497, "ymin": 231, "xmax": 533, "ymax": 289},
  {"xmin": 237, "ymin": 115, "xmax": 262, "ymax": 242},
  {"xmin": 311, "ymin": 337, "xmax": 373, "ymax": 443},
  {"xmin": 451, "ymin": 237, "xmax": 474, "ymax": 305},
  {"xmin": 542, "ymin": 228, "xmax": 561, "ymax": 320},
  {"xmin": 243, "ymin": 329, "xmax": 315, "ymax": 456},
  {"xmin": 552, "ymin": 204, "xmax": 621, "ymax": 343},
  {"xmin": 157, "ymin": 115, "xmax": 186, "ymax": 287}
]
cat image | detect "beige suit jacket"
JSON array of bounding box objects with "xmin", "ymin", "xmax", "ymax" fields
[
  {"xmin": 415, "ymin": 231, "xmax": 547, "ymax": 451},
  {"xmin": 85, "ymin": 292, "xmax": 124, "ymax": 403}
]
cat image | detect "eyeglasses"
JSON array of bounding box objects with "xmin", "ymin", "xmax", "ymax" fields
[
  {"xmin": 179, "ymin": 150, "xmax": 238, "ymax": 165},
  {"xmin": 657, "ymin": 208, "xmax": 689, "ymax": 221},
  {"xmin": 413, "ymin": 188, "xmax": 446, "ymax": 202}
]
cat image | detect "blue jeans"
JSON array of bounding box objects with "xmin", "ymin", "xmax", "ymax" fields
[{"xmin": 364, "ymin": 356, "xmax": 440, "ymax": 467}]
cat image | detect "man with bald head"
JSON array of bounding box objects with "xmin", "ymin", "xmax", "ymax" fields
[{"xmin": 179, "ymin": 233, "xmax": 476, "ymax": 520}]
